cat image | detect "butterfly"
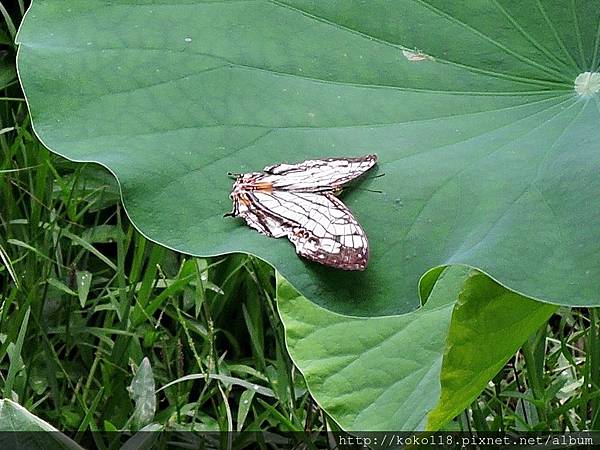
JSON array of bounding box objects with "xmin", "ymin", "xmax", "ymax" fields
[{"xmin": 226, "ymin": 154, "xmax": 377, "ymax": 271}]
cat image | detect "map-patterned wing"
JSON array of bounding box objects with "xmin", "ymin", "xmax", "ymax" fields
[
  {"xmin": 229, "ymin": 191, "xmax": 289, "ymax": 238},
  {"xmin": 234, "ymin": 190, "xmax": 369, "ymax": 271},
  {"xmin": 262, "ymin": 154, "xmax": 377, "ymax": 193}
]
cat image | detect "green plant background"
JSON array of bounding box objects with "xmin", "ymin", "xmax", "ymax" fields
[{"xmin": 15, "ymin": 0, "xmax": 600, "ymax": 431}]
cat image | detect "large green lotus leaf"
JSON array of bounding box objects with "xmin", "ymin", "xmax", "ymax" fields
[
  {"xmin": 278, "ymin": 267, "xmax": 557, "ymax": 430},
  {"xmin": 16, "ymin": 0, "xmax": 600, "ymax": 316}
]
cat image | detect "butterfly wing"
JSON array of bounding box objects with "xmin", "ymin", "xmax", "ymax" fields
[
  {"xmin": 246, "ymin": 191, "xmax": 369, "ymax": 271},
  {"xmin": 230, "ymin": 191, "xmax": 290, "ymax": 238},
  {"xmin": 262, "ymin": 154, "xmax": 377, "ymax": 193}
]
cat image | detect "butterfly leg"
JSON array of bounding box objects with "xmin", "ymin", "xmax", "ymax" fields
[{"xmin": 224, "ymin": 196, "xmax": 239, "ymax": 217}]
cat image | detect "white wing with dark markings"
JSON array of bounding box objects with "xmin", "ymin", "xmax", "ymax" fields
[{"xmin": 262, "ymin": 154, "xmax": 377, "ymax": 192}]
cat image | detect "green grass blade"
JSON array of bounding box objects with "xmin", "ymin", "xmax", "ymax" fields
[{"xmin": 4, "ymin": 307, "xmax": 30, "ymax": 398}]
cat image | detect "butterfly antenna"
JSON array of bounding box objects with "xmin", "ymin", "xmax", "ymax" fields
[
  {"xmin": 357, "ymin": 187, "xmax": 384, "ymax": 194},
  {"xmin": 356, "ymin": 172, "xmax": 385, "ymax": 193},
  {"xmin": 227, "ymin": 172, "xmax": 242, "ymax": 179}
]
